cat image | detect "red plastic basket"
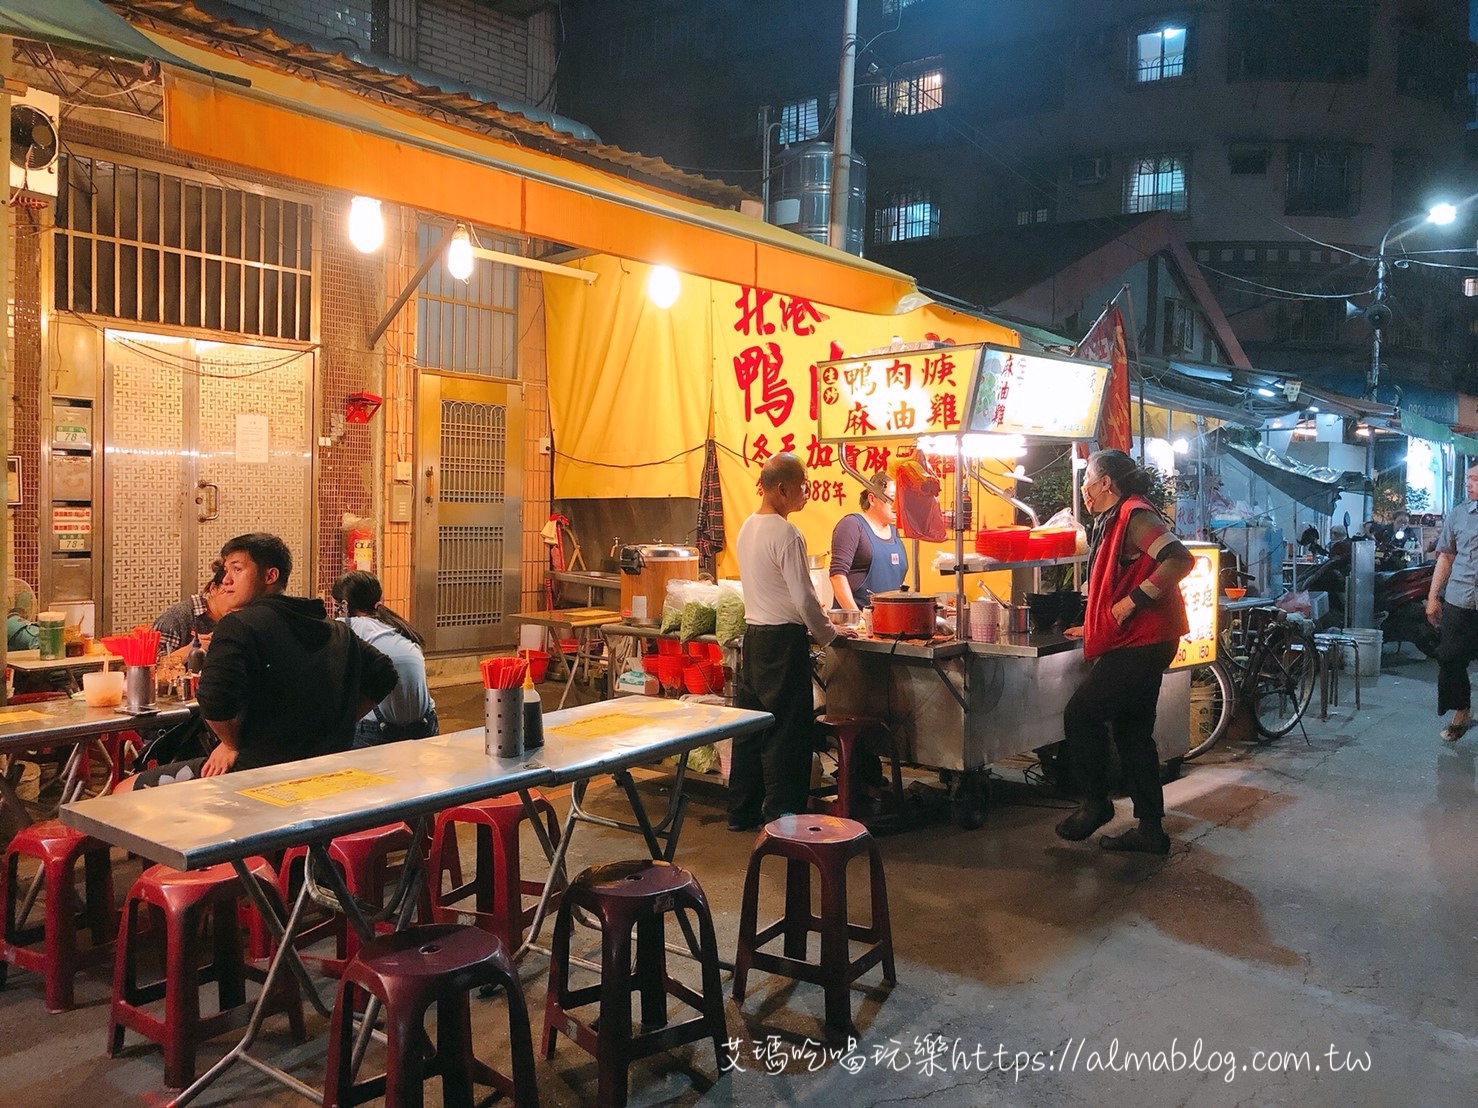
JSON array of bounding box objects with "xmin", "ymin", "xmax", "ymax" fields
[
  {"xmin": 654, "ymin": 655, "xmax": 685, "ymax": 692},
  {"xmin": 656, "ymin": 638, "xmax": 683, "ymax": 656},
  {"xmin": 682, "ymin": 659, "xmax": 723, "ymax": 695}
]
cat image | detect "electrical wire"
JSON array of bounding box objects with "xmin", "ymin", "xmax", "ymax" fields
[{"xmin": 1199, "ymin": 264, "xmax": 1377, "ymax": 301}]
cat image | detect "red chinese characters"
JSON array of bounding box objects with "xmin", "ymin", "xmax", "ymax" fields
[{"xmin": 734, "ymin": 342, "xmax": 795, "ymax": 428}]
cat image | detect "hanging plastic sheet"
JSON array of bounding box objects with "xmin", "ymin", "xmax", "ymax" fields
[{"xmin": 1216, "ymin": 433, "xmax": 1367, "ymax": 515}]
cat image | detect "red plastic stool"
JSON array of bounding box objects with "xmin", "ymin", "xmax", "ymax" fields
[
  {"xmin": 810, "ymin": 714, "xmax": 905, "ymax": 824},
  {"xmin": 278, "ymin": 823, "xmax": 427, "ymax": 972},
  {"xmin": 733, "ymin": 814, "xmax": 895, "ymax": 1037},
  {"xmin": 428, "ymin": 793, "xmax": 561, "ymax": 955},
  {"xmin": 323, "ymin": 923, "xmax": 539, "ymax": 1108},
  {"xmin": 0, "ymin": 819, "xmax": 116, "ymax": 1011},
  {"xmin": 108, "ymin": 858, "xmax": 304, "ymax": 1090},
  {"xmin": 542, "ymin": 860, "xmax": 727, "ymax": 1108}
]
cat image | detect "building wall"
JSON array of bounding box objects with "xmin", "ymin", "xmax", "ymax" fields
[
  {"xmin": 8, "ymin": 218, "xmax": 41, "ymax": 593},
  {"xmin": 228, "ymin": 0, "xmax": 558, "ymax": 103},
  {"xmin": 560, "ymin": 0, "xmax": 1473, "ymax": 388}
]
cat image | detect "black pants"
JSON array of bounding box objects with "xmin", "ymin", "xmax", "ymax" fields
[
  {"xmin": 1062, "ymin": 639, "xmax": 1177, "ymax": 821},
  {"xmin": 731, "ymin": 624, "xmax": 814, "ymax": 823},
  {"xmin": 1436, "ymin": 602, "xmax": 1478, "ymax": 714}
]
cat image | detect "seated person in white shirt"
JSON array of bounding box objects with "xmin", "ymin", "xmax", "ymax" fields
[{"xmin": 331, "ymin": 571, "xmax": 438, "ymax": 747}]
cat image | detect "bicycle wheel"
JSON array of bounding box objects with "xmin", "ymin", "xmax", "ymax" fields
[
  {"xmin": 1249, "ymin": 623, "xmax": 1317, "ymax": 740},
  {"xmin": 1185, "ymin": 660, "xmax": 1235, "ymax": 759}
]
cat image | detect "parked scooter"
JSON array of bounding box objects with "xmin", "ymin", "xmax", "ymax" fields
[{"xmin": 1301, "ymin": 536, "xmax": 1438, "ymax": 657}]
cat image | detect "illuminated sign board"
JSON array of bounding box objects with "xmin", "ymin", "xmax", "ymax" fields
[
  {"xmin": 964, "ymin": 344, "xmax": 1110, "ymax": 441},
  {"xmin": 1172, "ymin": 542, "xmax": 1220, "ymax": 670},
  {"xmin": 815, "ymin": 343, "xmax": 975, "ymax": 443},
  {"xmin": 815, "ymin": 342, "xmax": 1111, "ymax": 444}
]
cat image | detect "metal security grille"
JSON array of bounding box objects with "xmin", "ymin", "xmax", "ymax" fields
[
  {"xmin": 440, "ymin": 400, "xmax": 506, "ymax": 503},
  {"xmin": 415, "ymin": 221, "xmax": 518, "ymax": 377},
  {"xmin": 1123, "ymin": 154, "xmax": 1188, "ymax": 214},
  {"xmin": 436, "ymin": 526, "xmax": 505, "ymax": 628},
  {"xmin": 54, "ymin": 155, "xmax": 314, "ymax": 341}
]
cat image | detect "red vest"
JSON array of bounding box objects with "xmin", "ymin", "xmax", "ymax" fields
[{"xmin": 1083, "ymin": 496, "xmax": 1189, "ymax": 660}]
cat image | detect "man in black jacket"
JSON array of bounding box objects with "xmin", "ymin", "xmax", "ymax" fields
[{"xmin": 130, "ymin": 533, "xmax": 397, "ymax": 786}]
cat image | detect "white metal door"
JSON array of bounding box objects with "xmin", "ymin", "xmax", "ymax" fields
[{"xmin": 103, "ymin": 331, "xmax": 314, "ymax": 631}]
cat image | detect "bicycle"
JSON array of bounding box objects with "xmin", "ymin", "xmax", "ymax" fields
[{"xmin": 1185, "ymin": 606, "xmax": 1318, "ymax": 759}]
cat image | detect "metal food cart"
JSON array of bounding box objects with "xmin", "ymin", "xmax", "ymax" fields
[{"xmin": 813, "ymin": 343, "xmax": 1209, "ymax": 826}]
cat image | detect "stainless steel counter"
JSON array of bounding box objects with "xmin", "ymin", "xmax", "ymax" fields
[{"xmin": 824, "ymin": 635, "xmax": 1190, "ymax": 773}]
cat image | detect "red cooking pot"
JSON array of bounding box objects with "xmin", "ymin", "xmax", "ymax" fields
[{"xmin": 869, "ymin": 591, "xmax": 936, "ymax": 637}]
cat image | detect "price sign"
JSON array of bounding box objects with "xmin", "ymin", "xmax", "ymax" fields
[{"xmin": 1172, "ymin": 543, "xmax": 1220, "ymax": 670}]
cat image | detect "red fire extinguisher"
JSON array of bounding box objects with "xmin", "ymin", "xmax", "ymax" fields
[{"xmin": 346, "ymin": 526, "xmax": 375, "ymax": 573}]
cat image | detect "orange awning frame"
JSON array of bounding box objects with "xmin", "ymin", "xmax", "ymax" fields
[{"xmin": 155, "ymin": 34, "xmax": 921, "ymax": 317}]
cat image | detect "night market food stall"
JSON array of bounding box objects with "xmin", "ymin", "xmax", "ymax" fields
[{"xmin": 813, "ymin": 342, "xmax": 1210, "ymax": 827}]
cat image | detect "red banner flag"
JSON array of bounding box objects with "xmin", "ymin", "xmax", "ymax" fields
[{"xmin": 1076, "ymin": 306, "xmax": 1132, "ymax": 452}]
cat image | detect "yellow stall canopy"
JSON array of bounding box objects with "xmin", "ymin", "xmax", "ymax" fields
[
  {"xmin": 153, "ymin": 34, "xmax": 919, "ymax": 317},
  {"xmin": 544, "ymin": 256, "xmax": 1019, "ymax": 584}
]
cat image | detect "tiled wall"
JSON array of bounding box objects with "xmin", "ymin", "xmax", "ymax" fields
[
  {"xmin": 9, "ymin": 216, "xmax": 41, "ymax": 592},
  {"xmin": 315, "ymin": 194, "xmax": 382, "ymax": 601},
  {"xmin": 380, "ymin": 205, "xmax": 417, "ymax": 614}
]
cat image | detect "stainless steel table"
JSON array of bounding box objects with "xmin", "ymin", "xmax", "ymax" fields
[
  {"xmin": 0, "ymin": 697, "xmax": 194, "ymax": 824},
  {"xmin": 60, "ymin": 695, "xmax": 771, "ymax": 1106}
]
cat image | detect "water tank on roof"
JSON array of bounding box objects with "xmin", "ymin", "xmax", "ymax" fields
[{"xmin": 771, "ymin": 142, "xmax": 867, "ymax": 256}]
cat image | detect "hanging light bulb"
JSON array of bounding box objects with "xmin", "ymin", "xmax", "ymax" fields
[
  {"xmin": 447, "ymin": 224, "xmax": 474, "ymax": 282},
  {"xmin": 647, "ymin": 264, "xmax": 680, "ymax": 309},
  {"xmin": 347, "ymin": 197, "xmax": 384, "ymax": 253}
]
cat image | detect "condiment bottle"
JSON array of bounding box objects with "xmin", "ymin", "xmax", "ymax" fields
[{"xmin": 522, "ymin": 669, "xmax": 544, "ymax": 750}]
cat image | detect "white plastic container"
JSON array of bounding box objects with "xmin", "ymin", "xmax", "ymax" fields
[{"xmin": 1345, "ymin": 628, "xmax": 1382, "ymax": 679}]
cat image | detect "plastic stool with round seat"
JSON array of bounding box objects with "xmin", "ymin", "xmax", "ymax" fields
[
  {"xmin": 428, "ymin": 792, "xmax": 561, "ymax": 954},
  {"xmin": 322, "ymin": 922, "xmax": 539, "ymax": 1108},
  {"xmin": 108, "ymin": 857, "xmax": 304, "ymax": 1090},
  {"xmin": 810, "ymin": 714, "xmax": 905, "ymax": 824},
  {"xmin": 277, "ymin": 822, "xmax": 428, "ymax": 973},
  {"xmin": 0, "ymin": 819, "xmax": 116, "ymax": 1011},
  {"xmin": 733, "ymin": 814, "xmax": 895, "ymax": 1037},
  {"xmin": 542, "ymin": 859, "xmax": 727, "ymax": 1108}
]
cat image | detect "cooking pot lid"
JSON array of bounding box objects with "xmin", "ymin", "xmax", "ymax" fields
[
  {"xmin": 870, "ymin": 590, "xmax": 931, "ymax": 604},
  {"xmin": 623, "ymin": 543, "xmax": 698, "ymax": 559}
]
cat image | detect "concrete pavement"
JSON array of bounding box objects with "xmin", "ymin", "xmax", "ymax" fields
[{"xmin": 0, "ymin": 649, "xmax": 1474, "ymax": 1105}]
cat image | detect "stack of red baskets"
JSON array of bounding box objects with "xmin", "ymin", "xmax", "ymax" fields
[
  {"xmin": 682, "ymin": 657, "xmax": 723, "ymax": 694},
  {"xmin": 975, "ymin": 526, "xmax": 1030, "ymax": 560}
]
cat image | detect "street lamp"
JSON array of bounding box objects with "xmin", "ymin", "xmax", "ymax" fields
[{"xmin": 1368, "ymin": 202, "xmax": 1457, "ymax": 396}]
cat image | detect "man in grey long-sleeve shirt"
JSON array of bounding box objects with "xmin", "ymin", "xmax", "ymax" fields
[{"xmin": 1427, "ymin": 464, "xmax": 1478, "ymax": 741}]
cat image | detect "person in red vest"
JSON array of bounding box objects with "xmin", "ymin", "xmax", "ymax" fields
[{"xmin": 1056, "ymin": 449, "xmax": 1193, "ymax": 854}]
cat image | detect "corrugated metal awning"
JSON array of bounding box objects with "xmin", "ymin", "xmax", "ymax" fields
[{"xmin": 0, "ymin": 0, "xmax": 241, "ymax": 82}]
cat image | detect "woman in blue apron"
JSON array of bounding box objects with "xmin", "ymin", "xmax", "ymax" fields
[{"xmin": 829, "ymin": 475, "xmax": 909, "ymax": 610}]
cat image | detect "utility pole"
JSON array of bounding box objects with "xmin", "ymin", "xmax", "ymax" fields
[
  {"xmin": 1, "ymin": 36, "xmax": 13, "ymax": 697},
  {"xmin": 828, "ymin": 0, "xmax": 858, "ymax": 252}
]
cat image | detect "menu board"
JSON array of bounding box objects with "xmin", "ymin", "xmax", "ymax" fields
[
  {"xmin": 815, "ymin": 343, "xmax": 978, "ymax": 443},
  {"xmin": 1171, "ymin": 543, "xmax": 1220, "ymax": 670},
  {"xmin": 815, "ymin": 342, "xmax": 1110, "ymax": 444},
  {"xmin": 964, "ymin": 344, "xmax": 1110, "ymax": 441}
]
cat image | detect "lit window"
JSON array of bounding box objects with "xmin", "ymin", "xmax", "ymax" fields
[
  {"xmin": 778, "ymin": 97, "xmax": 819, "ymax": 146},
  {"xmin": 872, "ymin": 61, "xmax": 944, "ymax": 115},
  {"xmin": 1016, "ymin": 208, "xmax": 1050, "ymax": 226},
  {"xmin": 1123, "ymin": 154, "xmax": 1188, "ymax": 214},
  {"xmin": 872, "ymin": 187, "xmax": 939, "ymax": 243},
  {"xmin": 1134, "ymin": 26, "xmax": 1187, "ymax": 82}
]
